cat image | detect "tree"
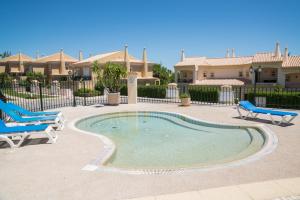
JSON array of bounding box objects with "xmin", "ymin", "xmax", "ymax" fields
[
  {"xmin": 92, "ymin": 61, "xmax": 127, "ymax": 93},
  {"xmin": 153, "ymin": 64, "xmax": 174, "ymax": 85},
  {"xmin": 0, "ymin": 51, "xmax": 11, "ymax": 59}
]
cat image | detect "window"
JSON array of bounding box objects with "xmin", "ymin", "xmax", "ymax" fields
[
  {"xmin": 210, "ymin": 72, "xmax": 214, "ymax": 78},
  {"xmin": 239, "ymin": 71, "xmax": 243, "ymax": 77},
  {"xmin": 246, "ymin": 72, "xmax": 250, "ymax": 78},
  {"xmin": 203, "ymin": 72, "xmax": 207, "ymax": 78},
  {"xmin": 271, "ymin": 70, "xmax": 276, "ymax": 77}
]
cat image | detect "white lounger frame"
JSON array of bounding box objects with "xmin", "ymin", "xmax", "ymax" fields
[
  {"xmin": 6, "ymin": 116, "xmax": 64, "ymax": 131},
  {"xmin": 0, "ymin": 126, "xmax": 58, "ymax": 148},
  {"xmin": 236, "ymin": 105, "xmax": 297, "ymax": 125}
]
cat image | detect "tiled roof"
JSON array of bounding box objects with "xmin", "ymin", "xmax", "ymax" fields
[
  {"xmin": 175, "ymin": 57, "xmax": 206, "ymax": 66},
  {"xmin": 192, "ymin": 79, "xmax": 245, "ymax": 86},
  {"xmin": 73, "ymin": 51, "xmax": 152, "ymax": 66},
  {"xmin": 282, "ymin": 56, "xmax": 300, "ymax": 68},
  {"xmin": 74, "ymin": 51, "xmax": 120, "ymax": 64},
  {"xmin": 35, "ymin": 52, "xmax": 77, "ymax": 63},
  {"xmin": 253, "ymin": 52, "xmax": 283, "ymax": 63},
  {"xmin": 206, "ymin": 56, "xmax": 253, "ymax": 66},
  {"xmin": 0, "ymin": 53, "xmax": 33, "ymax": 63},
  {"xmin": 175, "ymin": 56, "xmax": 252, "ymax": 66}
]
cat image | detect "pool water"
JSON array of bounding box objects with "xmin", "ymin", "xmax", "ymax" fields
[{"xmin": 76, "ymin": 112, "xmax": 265, "ymax": 169}]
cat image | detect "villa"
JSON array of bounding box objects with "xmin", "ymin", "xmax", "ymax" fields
[
  {"xmin": 0, "ymin": 53, "xmax": 33, "ymax": 75},
  {"xmin": 0, "ymin": 50, "xmax": 77, "ymax": 82},
  {"xmin": 71, "ymin": 45, "xmax": 159, "ymax": 85},
  {"xmin": 174, "ymin": 42, "xmax": 300, "ymax": 87}
]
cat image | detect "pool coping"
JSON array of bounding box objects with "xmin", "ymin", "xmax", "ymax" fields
[{"xmin": 68, "ymin": 110, "xmax": 278, "ymax": 175}]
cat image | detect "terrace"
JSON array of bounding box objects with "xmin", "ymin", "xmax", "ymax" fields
[{"xmin": 0, "ymin": 102, "xmax": 300, "ymax": 199}]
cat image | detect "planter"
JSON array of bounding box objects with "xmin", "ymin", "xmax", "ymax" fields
[
  {"xmin": 107, "ymin": 92, "xmax": 120, "ymax": 105},
  {"xmin": 181, "ymin": 97, "xmax": 191, "ymax": 106}
]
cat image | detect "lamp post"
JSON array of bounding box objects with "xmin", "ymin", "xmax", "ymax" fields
[{"xmin": 249, "ymin": 66, "xmax": 262, "ymax": 105}]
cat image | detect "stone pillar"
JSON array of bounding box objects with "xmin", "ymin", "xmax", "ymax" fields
[
  {"xmin": 127, "ymin": 72, "xmax": 138, "ymax": 104},
  {"xmin": 193, "ymin": 66, "xmax": 198, "ymax": 84},
  {"xmin": 277, "ymin": 68, "xmax": 286, "ymax": 87}
]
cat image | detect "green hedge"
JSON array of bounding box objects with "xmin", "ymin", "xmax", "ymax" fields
[
  {"xmin": 138, "ymin": 85, "xmax": 166, "ymax": 98},
  {"xmin": 120, "ymin": 85, "xmax": 166, "ymax": 98},
  {"xmin": 74, "ymin": 88, "xmax": 100, "ymax": 97},
  {"xmin": 120, "ymin": 85, "xmax": 128, "ymax": 96},
  {"xmin": 188, "ymin": 86, "xmax": 219, "ymax": 103},
  {"xmin": 246, "ymin": 91, "xmax": 300, "ymax": 109}
]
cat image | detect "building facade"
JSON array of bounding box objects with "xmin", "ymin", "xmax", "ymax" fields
[
  {"xmin": 174, "ymin": 43, "xmax": 300, "ymax": 87},
  {"xmin": 71, "ymin": 45, "xmax": 159, "ymax": 85},
  {"xmin": 0, "ymin": 50, "xmax": 77, "ymax": 82}
]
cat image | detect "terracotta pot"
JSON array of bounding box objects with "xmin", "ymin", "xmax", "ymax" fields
[
  {"xmin": 181, "ymin": 97, "xmax": 191, "ymax": 106},
  {"xmin": 107, "ymin": 92, "xmax": 120, "ymax": 105}
]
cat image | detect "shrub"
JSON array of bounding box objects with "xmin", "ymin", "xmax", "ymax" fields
[
  {"xmin": 246, "ymin": 91, "xmax": 300, "ymax": 109},
  {"xmin": 120, "ymin": 85, "xmax": 127, "ymax": 96},
  {"xmin": 180, "ymin": 93, "xmax": 190, "ymax": 99},
  {"xmin": 74, "ymin": 88, "xmax": 100, "ymax": 97},
  {"xmin": 138, "ymin": 85, "xmax": 166, "ymax": 98},
  {"xmin": 188, "ymin": 86, "xmax": 219, "ymax": 103},
  {"xmin": 94, "ymin": 82, "xmax": 105, "ymax": 95}
]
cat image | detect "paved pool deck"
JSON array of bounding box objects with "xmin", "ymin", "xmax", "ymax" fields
[{"xmin": 0, "ymin": 103, "xmax": 300, "ymax": 200}]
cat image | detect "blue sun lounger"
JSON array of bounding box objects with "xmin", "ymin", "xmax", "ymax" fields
[
  {"xmin": 0, "ymin": 120, "xmax": 57, "ymax": 148},
  {"xmin": 237, "ymin": 100, "xmax": 298, "ymax": 125},
  {"xmin": 0, "ymin": 101, "xmax": 64, "ymax": 130},
  {"xmin": 5, "ymin": 102, "xmax": 64, "ymax": 122}
]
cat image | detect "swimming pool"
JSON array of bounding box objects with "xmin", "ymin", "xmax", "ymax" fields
[{"xmin": 75, "ymin": 111, "xmax": 274, "ymax": 171}]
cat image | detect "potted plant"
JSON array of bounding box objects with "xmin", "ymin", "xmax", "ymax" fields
[
  {"xmin": 180, "ymin": 93, "xmax": 191, "ymax": 106},
  {"xmin": 92, "ymin": 61, "xmax": 127, "ymax": 105}
]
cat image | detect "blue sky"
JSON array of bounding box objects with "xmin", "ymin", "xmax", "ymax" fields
[{"xmin": 1, "ymin": 0, "xmax": 300, "ymax": 69}]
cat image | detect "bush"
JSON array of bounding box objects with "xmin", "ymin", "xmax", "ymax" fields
[
  {"xmin": 74, "ymin": 88, "xmax": 100, "ymax": 97},
  {"xmin": 246, "ymin": 91, "xmax": 300, "ymax": 109},
  {"xmin": 120, "ymin": 85, "xmax": 166, "ymax": 98},
  {"xmin": 180, "ymin": 93, "xmax": 190, "ymax": 99},
  {"xmin": 95, "ymin": 82, "xmax": 105, "ymax": 95},
  {"xmin": 120, "ymin": 85, "xmax": 127, "ymax": 96},
  {"xmin": 138, "ymin": 85, "xmax": 166, "ymax": 98},
  {"xmin": 188, "ymin": 86, "xmax": 219, "ymax": 103}
]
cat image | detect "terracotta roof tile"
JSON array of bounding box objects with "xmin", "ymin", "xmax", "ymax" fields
[
  {"xmin": 253, "ymin": 52, "xmax": 283, "ymax": 63},
  {"xmin": 282, "ymin": 56, "xmax": 300, "ymax": 68},
  {"xmin": 0, "ymin": 53, "xmax": 33, "ymax": 63},
  {"xmin": 35, "ymin": 52, "xmax": 77, "ymax": 63}
]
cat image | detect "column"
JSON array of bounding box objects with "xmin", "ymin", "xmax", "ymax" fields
[
  {"xmin": 277, "ymin": 68, "xmax": 286, "ymax": 87},
  {"xmin": 193, "ymin": 66, "xmax": 198, "ymax": 84},
  {"xmin": 127, "ymin": 72, "xmax": 138, "ymax": 104}
]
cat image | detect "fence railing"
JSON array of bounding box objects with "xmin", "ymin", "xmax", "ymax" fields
[{"xmin": 0, "ymin": 80, "xmax": 300, "ymax": 112}]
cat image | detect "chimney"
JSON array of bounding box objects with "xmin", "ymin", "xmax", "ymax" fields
[
  {"xmin": 143, "ymin": 47, "xmax": 148, "ymax": 77},
  {"xmin": 124, "ymin": 44, "xmax": 130, "ymax": 72},
  {"xmin": 226, "ymin": 48, "xmax": 230, "ymax": 58},
  {"xmin": 36, "ymin": 50, "xmax": 40, "ymax": 59},
  {"xmin": 274, "ymin": 42, "xmax": 281, "ymax": 57},
  {"xmin": 79, "ymin": 50, "xmax": 83, "ymax": 61},
  {"xmin": 231, "ymin": 48, "xmax": 236, "ymax": 58},
  {"xmin": 181, "ymin": 49, "xmax": 185, "ymax": 62},
  {"xmin": 284, "ymin": 47, "xmax": 289, "ymax": 60},
  {"xmin": 59, "ymin": 49, "xmax": 66, "ymax": 74},
  {"xmin": 18, "ymin": 51, "xmax": 24, "ymax": 72}
]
